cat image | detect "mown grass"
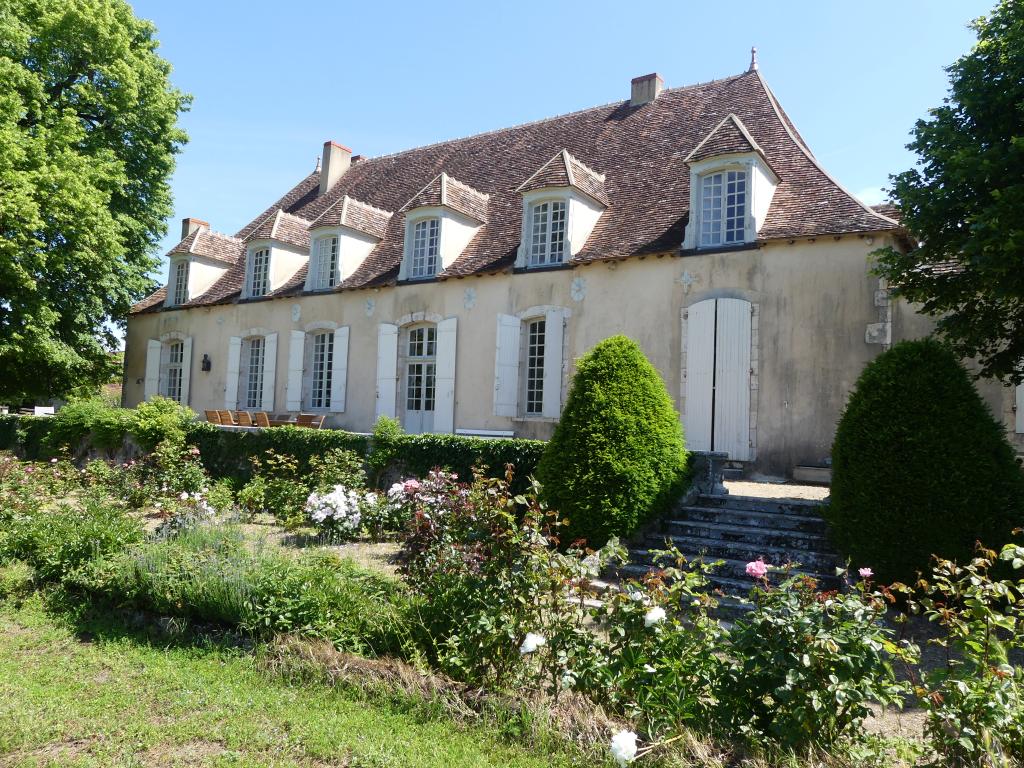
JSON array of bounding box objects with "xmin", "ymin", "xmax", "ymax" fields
[{"xmin": 0, "ymin": 595, "xmax": 589, "ymax": 768}]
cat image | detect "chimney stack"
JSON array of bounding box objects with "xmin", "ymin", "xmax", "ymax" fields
[
  {"xmin": 630, "ymin": 73, "xmax": 664, "ymax": 107},
  {"xmin": 180, "ymin": 217, "xmax": 209, "ymax": 240},
  {"xmin": 319, "ymin": 140, "xmax": 352, "ymax": 196}
]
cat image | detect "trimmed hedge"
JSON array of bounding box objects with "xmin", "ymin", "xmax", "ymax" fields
[
  {"xmin": 0, "ymin": 410, "xmax": 545, "ymax": 492},
  {"xmin": 827, "ymin": 339, "xmax": 1024, "ymax": 583},
  {"xmin": 536, "ymin": 335, "xmax": 688, "ymax": 547}
]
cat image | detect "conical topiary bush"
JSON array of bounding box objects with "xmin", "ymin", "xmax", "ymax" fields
[
  {"xmin": 536, "ymin": 335, "xmax": 687, "ymax": 547},
  {"xmin": 827, "ymin": 338, "xmax": 1024, "ymax": 583}
]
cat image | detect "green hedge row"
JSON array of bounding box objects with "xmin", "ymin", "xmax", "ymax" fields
[{"xmin": 0, "ymin": 412, "xmax": 546, "ymax": 491}]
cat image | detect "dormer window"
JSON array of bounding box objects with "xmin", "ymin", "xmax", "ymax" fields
[
  {"xmin": 313, "ymin": 236, "xmax": 339, "ymax": 290},
  {"xmin": 248, "ymin": 248, "xmax": 270, "ymax": 297},
  {"xmin": 410, "ymin": 218, "xmax": 440, "ymax": 278},
  {"xmin": 699, "ymin": 169, "xmax": 748, "ymax": 247},
  {"xmin": 171, "ymin": 261, "xmax": 189, "ymax": 305},
  {"xmin": 528, "ymin": 201, "xmax": 567, "ymax": 266}
]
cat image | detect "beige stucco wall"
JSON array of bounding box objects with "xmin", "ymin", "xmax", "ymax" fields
[{"xmin": 124, "ymin": 232, "xmax": 1022, "ymax": 476}]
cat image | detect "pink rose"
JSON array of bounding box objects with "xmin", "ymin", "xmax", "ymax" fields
[
  {"xmin": 403, "ymin": 479, "xmax": 421, "ymax": 494},
  {"xmin": 745, "ymin": 558, "xmax": 769, "ymax": 580},
  {"xmin": 858, "ymin": 567, "xmax": 873, "ymax": 580}
]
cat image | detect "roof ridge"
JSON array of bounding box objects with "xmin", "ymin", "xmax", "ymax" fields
[
  {"xmin": 753, "ymin": 71, "xmax": 898, "ymax": 225},
  {"xmin": 359, "ymin": 71, "xmax": 751, "ymax": 165}
]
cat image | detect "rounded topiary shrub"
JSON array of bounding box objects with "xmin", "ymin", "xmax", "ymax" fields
[
  {"xmin": 536, "ymin": 335, "xmax": 687, "ymax": 547},
  {"xmin": 827, "ymin": 338, "xmax": 1024, "ymax": 583}
]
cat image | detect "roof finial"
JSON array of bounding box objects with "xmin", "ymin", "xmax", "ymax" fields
[{"xmin": 749, "ymin": 46, "xmax": 758, "ymax": 72}]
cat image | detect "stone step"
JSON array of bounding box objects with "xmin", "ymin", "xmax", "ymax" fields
[
  {"xmin": 673, "ymin": 505, "xmax": 830, "ymax": 534},
  {"xmin": 630, "ymin": 545, "xmax": 839, "ymax": 582},
  {"xmin": 657, "ymin": 519, "xmax": 832, "ymax": 551},
  {"xmin": 695, "ymin": 494, "xmax": 827, "ymax": 517}
]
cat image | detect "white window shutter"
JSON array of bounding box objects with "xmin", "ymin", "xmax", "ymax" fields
[
  {"xmin": 261, "ymin": 333, "xmax": 278, "ymax": 412},
  {"xmin": 434, "ymin": 317, "xmax": 458, "ymax": 433},
  {"xmin": 493, "ymin": 314, "xmax": 521, "ymax": 417},
  {"xmin": 375, "ymin": 323, "xmax": 399, "ymax": 420},
  {"xmin": 684, "ymin": 300, "xmax": 715, "ymax": 452},
  {"xmin": 713, "ymin": 298, "xmax": 752, "ymax": 461},
  {"xmin": 144, "ymin": 340, "xmax": 161, "ymax": 401},
  {"xmin": 1016, "ymin": 384, "xmax": 1024, "ymax": 433},
  {"xmin": 541, "ymin": 310, "xmax": 565, "ymax": 419},
  {"xmin": 225, "ymin": 336, "xmax": 242, "ymax": 410},
  {"xmin": 180, "ymin": 337, "xmax": 193, "ymax": 406},
  {"xmin": 330, "ymin": 326, "xmax": 349, "ymax": 412},
  {"xmin": 285, "ymin": 330, "xmax": 305, "ymax": 411}
]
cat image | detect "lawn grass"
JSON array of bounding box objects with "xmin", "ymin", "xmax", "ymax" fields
[{"xmin": 0, "ymin": 596, "xmax": 587, "ymax": 768}]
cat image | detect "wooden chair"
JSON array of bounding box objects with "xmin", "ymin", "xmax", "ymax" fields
[
  {"xmin": 204, "ymin": 410, "xmax": 222, "ymax": 425},
  {"xmin": 235, "ymin": 411, "xmax": 254, "ymax": 427},
  {"xmin": 253, "ymin": 411, "xmax": 271, "ymax": 428},
  {"xmin": 295, "ymin": 413, "xmax": 315, "ymax": 428},
  {"xmin": 218, "ymin": 410, "xmax": 236, "ymax": 425},
  {"xmin": 310, "ymin": 414, "xmax": 326, "ymax": 429}
]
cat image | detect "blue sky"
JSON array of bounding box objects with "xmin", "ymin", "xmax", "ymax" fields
[{"xmin": 131, "ymin": 0, "xmax": 993, "ymax": 277}]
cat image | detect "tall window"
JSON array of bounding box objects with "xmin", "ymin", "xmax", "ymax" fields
[
  {"xmin": 314, "ymin": 236, "xmax": 339, "ymax": 290},
  {"xmin": 411, "ymin": 218, "xmax": 440, "ymax": 278},
  {"xmin": 249, "ymin": 248, "xmax": 271, "ymax": 297},
  {"xmin": 310, "ymin": 332, "xmax": 334, "ymax": 409},
  {"xmin": 172, "ymin": 261, "xmax": 189, "ymax": 305},
  {"xmin": 405, "ymin": 326, "xmax": 436, "ymax": 413},
  {"xmin": 528, "ymin": 201, "xmax": 567, "ymax": 266},
  {"xmin": 700, "ymin": 170, "xmax": 747, "ymax": 247},
  {"xmin": 245, "ymin": 337, "xmax": 265, "ymax": 408},
  {"xmin": 164, "ymin": 341, "xmax": 184, "ymax": 403},
  {"xmin": 524, "ymin": 318, "xmax": 546, "ymax": 415}
]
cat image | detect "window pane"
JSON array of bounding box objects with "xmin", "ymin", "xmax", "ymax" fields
[
  {"xmin": 316, "ymin": 237, "xmax": 339, "ymax": 289},
  {"xmin": 548, "ymin": 202, "xmax": 566, "ymax": 263},
  {"xmin": 529, "ymin": 203, "xmax": 549, "ymax": 264},
  {"xmin": 310, "ymin": 332, "xmax": 334, "ymax": 409},
  {"xmin": 700, "ymin": 173, "xmax": 724, "ymax": 247},
  {"xmin": 250, "ymin": 249, "xmax": 270, "ymax": 296},
  {"xmin": 724, "ymin": 170, "xmax": 746, "ymax": 243},
  {"xmin": 173, "ymin": 262, "xmax": 189, "ymax": 305},
  {"xmin": 246, "ymin": 337, "xmax": 264, "ymax": 408},
  {"xmin": 525, "ymin": 319, "xmax": 546, "ymax": 414},
  {"xmin": 411, "ymin": 219, "xmax": 440, "ymax": 278},
  {"xmin": 165, "ymin": 341, "xmax": 184, "ymax": 403}
]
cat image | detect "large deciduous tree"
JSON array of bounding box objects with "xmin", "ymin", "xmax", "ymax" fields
[
  {"xmin": 874, "ymin": 0, "xmax": 1024, "ymax": 383},
  {"xmin": 0, "ymin": 0, "xmax": 188, "ymax": 403}
]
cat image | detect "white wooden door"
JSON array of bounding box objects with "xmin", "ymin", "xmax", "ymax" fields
[
  {"xmin": 402, "ymin": 325, "xmax": 436, "ymax": 434},
  {"xmin": 684, "ymin": 301, "xmax": 716, "ymax": 451},
  {"xmin": 713, "ymin": 298, "xmax": 751, "ymax": 461},
  {"xmin": 683, "ymin": 298, "xmax": 752, "ymax": 460}
]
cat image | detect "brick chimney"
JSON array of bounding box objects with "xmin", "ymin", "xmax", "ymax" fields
[
  {"xmin": 630, "ymin": 73, "xmax": 664, "ymax": 107},
  {"xmin": 180, "ymin": 217, "xmax": 209, "ymax": 240},
  {"xmin": 319, "ymin": 140, "xmax": 352, "ymax": 196}
]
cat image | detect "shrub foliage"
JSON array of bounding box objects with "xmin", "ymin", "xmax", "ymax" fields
[
  {"xmin": 536, "ymin": 335, "xmax": 687, "ymax": 547},
  {"xmin": 827, "ymin": 339, "xmax": 1024, "ymax": 583}
]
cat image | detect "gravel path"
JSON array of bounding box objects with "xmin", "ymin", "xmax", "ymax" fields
[{"xmin": 724, "ymin": 480, "xmax": 830, "ymax": 500}]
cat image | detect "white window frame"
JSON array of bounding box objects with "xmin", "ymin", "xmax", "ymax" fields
[
  {"xmin": 409, "ymin": 218, "xmax": 440, "ymax": 279},
  {"xmin": 243, "ymin": 336, "xmax": 266, "ymax": 409},
  {"xmin": 171, "ymin": 260, "xmax": 189, "ymax": 305},
  {"xmin": 523, "ymin": 317, "xmax": 546, "ymax": 415},
  {"xmin": 247, "ymin": 247, "xmax": 271, "ymax": 297},
  {"xmin": 527, "ymin": 200, "xmax": 568, "ymax": 266},
  {"xmin": 163, "ymin": 340, "xmax": 184, "ymax": 402},
  {"xmin": 313, "ymin": 235, "xmax": 339, "ymax": 290},
  {"xmin": 308, "ymin": 330, "xmax": 334, "ymax": 410},
  {"xmin": 403, "ymin": 324, "xmax": 437, "ymax": 414},
  {"xmin": 699, "ymin": 168, "xmax": 748, "ymax": 248}
]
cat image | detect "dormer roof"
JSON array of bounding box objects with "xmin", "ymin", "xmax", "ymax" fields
[
  {"xmin": 310, "ymin": 195, "xmax": 392, "ymax": 239},
  {"xmin": 517, "ymin": 149, "xmax": 609, "ymax": 205},
  {"xmin": 167, "ymin": 228, "xmax": 243, "ymax": 265},
  {"xmin": 244, "ymin": 209, "xmax": 312, "ymax": 250},
  {"xmin": 685, "ymin": 113, "xmax": 765, "ymax": 164},
  {"xmin": 403, "ymin": 173, "xmax": 489, "ymax": 223}
]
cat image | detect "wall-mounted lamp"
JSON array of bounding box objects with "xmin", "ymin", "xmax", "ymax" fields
[{"xmin": 201, "ymin": 354, "xmax": 212, "ymax": 372}]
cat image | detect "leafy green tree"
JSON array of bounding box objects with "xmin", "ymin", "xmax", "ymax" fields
[
  {"xmin": 536, "ymin": 335, "xmax": 687, "ymax": 548},
  {"xmin": 874, "ymin": 1, "xmax": 1024, "ymax": 383},
  {"xmin": 0, "ymin": 0, "xmax": 189, "ymax": 403}
]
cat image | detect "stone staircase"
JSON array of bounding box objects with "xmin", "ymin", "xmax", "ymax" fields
[{"xmin": 617, "ymin": 492, "xmax": 840, "ymax": 598}]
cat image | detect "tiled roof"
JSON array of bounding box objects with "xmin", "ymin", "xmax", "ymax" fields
[
  {"xmin": 133, "ymin": 69, "xmax": 897, "ymax": 313},
  {"xmin": 686, "ymin": 113, "xmax": 762, "ymax": 163},
  {"xmin": 518, "ymin": 150, "xmax": 609, "ymax": 206},
  {"xmin": 311, "ymin": 196, "xmax": 393, "ymax": 239},
  {"xmin": 871, "ymin": 203, "xmax": 901, "ymax": 223},
  {"xmin": 167, "ymin": 228, "xmax": 243, "ymax": 264}
]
